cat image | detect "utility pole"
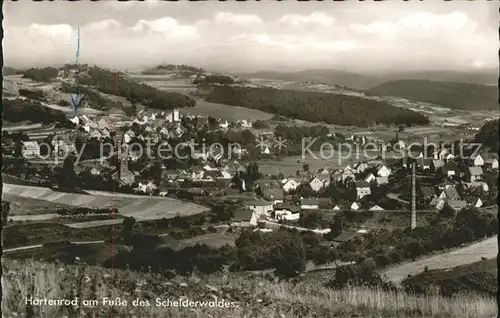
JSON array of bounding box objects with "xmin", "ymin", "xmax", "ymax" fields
[{"xmin": 411, "ymin": 162, "xmax": 417, "ymax": 230}]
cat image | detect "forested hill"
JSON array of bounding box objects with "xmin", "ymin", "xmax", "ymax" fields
[
  {"xmin": 205, "ymin": 86, "xmax": 429, "ymax": 127},
  {"xmin": 21, "ymin": 65, "xmax": 196, "ymax": 110},
  {"xmin": 366, "ymin": 80, "xmax": 499, "ymax": 111},
  {"xmin": 474, "ymin": 119, "xmax": 499, "ymax": 151}
]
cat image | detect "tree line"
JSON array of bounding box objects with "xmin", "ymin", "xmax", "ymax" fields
[
  {"xmin": 474, "ymin": 118, "xmax": 499, "ymax": 152},
  {"xmin": 3, "ymin": 98, "xmax": 71, "ymax": 125},
  {"xmin": 205, "ymin": 86, "xmax": 430, "ymax": 127},
  {"xmin": 77, "ymin": 66, "xmax": 196, "ymax": 109}
]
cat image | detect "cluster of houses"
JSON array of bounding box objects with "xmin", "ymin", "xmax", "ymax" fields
[
  {"xmin": 229, "ymin": 149, "xmax": 498, "ymax": 228},
  {"xmin": 227, "ymin": 161, "xmax": 396, "ymax": 227}
]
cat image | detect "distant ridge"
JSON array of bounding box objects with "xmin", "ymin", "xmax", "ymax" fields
[
  {"xmin": 366, "ymin": 80, "xmax": 499, "ymax": 111},
  {"xmin": 236, "ymin": 69, "xmax": 498, "ymax": 90}
]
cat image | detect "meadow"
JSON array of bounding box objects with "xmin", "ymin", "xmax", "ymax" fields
[
  {"xmin": 4, "ymin": 184, "xmax": 209, "ymax": 224},
  {"xmin": 181, "ymin": 99, "xmax": 275, "ymax": 122},
  {"xmin": 2, "ymin": 258, "xmax": 497, "ymax": 318}
]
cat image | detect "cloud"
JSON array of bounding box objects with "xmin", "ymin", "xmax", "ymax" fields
[
  {"xmin": 83, "ymin": 19, "xmax": 122, "ymax": 32},
  {"xmin": 128, "ymin": 17, "xmax": 198, "ymax": 40},
  {"xmin": 350, "ymin": 11, "xmax": 474, "ymax": 37},
  {"xmin": 105, "ymin": 0, "xmax": 159, "ymax": 10},
  {"xmin": 214, "ymin": 12, "xmax": 263, "ymax": 26},
  {"xmin": 26, "ymin": 23, "xmax": 74, "ymax": 43},
  {"xmin": 278, "ymin": 12, "xmax": 335, "ymax": 27}
]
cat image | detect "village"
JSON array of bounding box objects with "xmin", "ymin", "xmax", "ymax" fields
[{"xmin": 3, "ymin": 107, "xmax": 498, "ymax": 239}]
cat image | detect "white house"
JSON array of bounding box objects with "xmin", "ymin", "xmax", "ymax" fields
[
  {"xmin": 470, "ymin": 197, "xmax": 483, "ymax": 208},
  {"xmin": 377, "ymin": 165, "xmax": 391, "ymax": 178},
  {"xmin": 165, "ymin": 110, "xmax": 181, "ymax": 123},
  {"xmin": 369, "ymin": 205, "xmax": 385, "ymax": 211},
  {"xmin": 364, "ymin": 173, "xmax": 376, "ymax": 183},
  {"xmin": 355, "ymin": 181, "xmax": 371, "ymax": 199},
  {"xmin": 309, "ymin": 177, "xmax": 326, "ymax": 192},
  {"xmin": 350, "ymin": 202, "xmax": 360, "ymax": 211},
  {"xmin": 219, "ymin": 120, "xmax": 229, "ymax": 129},
  {"xmin": 376, "ymin": 177, "xmax": 388, "ymax": 185},
  {"xmin": 239, "ymin": 119, "xmax": 252, "ymax": 128},
  {"xmin": 246, "ymin": 200, "xmax": 274, "ymax": 219},
  {"xmin": 485, "ymin": 158, "xmax": 499, "ymax": 170},
  {"xmin": 439, "ymin": 187, "xmax": 461, "ymax": 201},
  {"xmin": 232, "ymin": 209, "xmax": 258, "ymax": 227},
  {"xmin": 471, "ymin": 154, "xmax": 484, "ymax": 167},
  {"xmin": 282, "ymin": 179, "xmax": 300, "ymax": 192},
  {"xmin": 466, "ymin": 166, "xmax": 483, "ymax": 183},
  {"xmin": 261, "ymin": 146, "xmax": 271, "ymax": 155}
]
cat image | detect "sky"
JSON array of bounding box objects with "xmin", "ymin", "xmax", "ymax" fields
[{"xmin": 3, "ymin": 1, "xmax": 499, "ymax": 73}]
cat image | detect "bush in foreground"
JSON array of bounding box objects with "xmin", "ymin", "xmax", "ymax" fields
[{"xmin": 2, "ymin": 258, "xmax": 497, "ymax": 318}]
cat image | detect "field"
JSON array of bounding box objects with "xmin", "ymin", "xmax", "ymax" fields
[
  {"xmin": 181, "ymin": 99, "xmax": 275, "ymax": 121},
  {"xmin": 2, "ymin": 223, "xmax": 114, "ymax": 249},
  {"xmin": 179, "ymin": 232, "xmax": 238, "ymax": 249},
  {"xmin": 3, "ymin": 193, "xmax": 73, "ymax": 216},
  {"xmin": 2, "ymin": 258, "xmax": 497, "ymax": 318},
  {"xmin": 4, "ymin": 184, "xmax": 210, "ymax": 224},
  {"xmin": 383, "ymin": 236, "xmax": 498, "ymax": 284}
]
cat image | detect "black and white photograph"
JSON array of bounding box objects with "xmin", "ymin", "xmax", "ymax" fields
[{"xmin": 1, "ymin": 1, "xmax": 499, "ymax": 317}]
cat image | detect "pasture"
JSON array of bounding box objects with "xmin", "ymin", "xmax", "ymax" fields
[
  {"xmin": 4, "ymin": 184, "xmax": 210, "ymax": 225},
  {"xmin": 181, "ymin": 99, "xmax": 275, "ymax": 121},
  {"xmin": 179, "ymin": 232, "xmax": 238, "ymax": 249},
  {"xmin": 3, "ymin": 193, "xmax": 73, "ymax": 215}
]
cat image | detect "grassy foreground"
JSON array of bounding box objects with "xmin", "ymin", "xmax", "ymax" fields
[{"xmin": 2, "ymin": 258, "xmax": 497, "ymax": 318}]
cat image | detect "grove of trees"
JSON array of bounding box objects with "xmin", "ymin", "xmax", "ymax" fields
[{"xmin": 3, "ymin": 98, "xmax": 72, "ymax": 126}]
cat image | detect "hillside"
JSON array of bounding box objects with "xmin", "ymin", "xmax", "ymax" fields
[
  {"xmin": 3, "ymin": 98, "xmax": 72, "ymax": 126},
  {"xmin": 205, "ymin": 86, "xmax": 429, "ymax": 127},
  {"xmin": 402, "ymin": 258, "xmax": 497, "ymax": 297},
  {"xmin": 238, "ymin": 69, "xmax": 381, "ymax": 90},
  {"xmin": 474, "ymin": 118, "xmax": 499, "ymax": 151},
  {"xmin": 141, "ymin": 64, "xmax": 204, "ymax": 76},
  {"xmin": 237, "ymin": 69, "xmax": 498, "ymax": 91},
  {"xmin": 19, "ymin": 65, "xmax": 196, "ymax": 111},
  {"xmin": 2, "ymin": 258, "xmax": 496, "ymax": 318},
  {"xmin": 366, "ymin": 80, "xmax": 499, "ymax": 111}
]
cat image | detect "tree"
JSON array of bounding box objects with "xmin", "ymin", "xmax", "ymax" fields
[
  {"xmin": 303, "ymin": 163, "xmax": 310, "ymax": 172},
  {"xmin": 406, "ymin": 239, "xmax": 425, "ymax": 260},
  {"xmin": 57, "ymin": 156, "xmax": 78, "ymax": 188},
  {"xmin": 439, "ymin": 203, "xmax": 456, "ymax": 218},
  {"xmin": 272, "ymin": 231, "xmax": 306, "ymax": 277},
  {"xmin": 245, "ymin": 162, "xmax": 260, "ymax": 186},
  {"xmin": 120, "ymin": 216, "xmax": 137, "ymax": 243},
  {"xmin": 299, "ymin": 210, "xmax": 327, "ymax": 229}
]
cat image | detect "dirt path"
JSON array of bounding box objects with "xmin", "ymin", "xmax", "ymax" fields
[{"xmin": 383, "ymin": 236, "xmax": 498, "ymax": 283}]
